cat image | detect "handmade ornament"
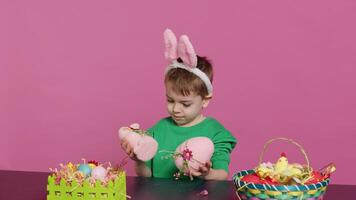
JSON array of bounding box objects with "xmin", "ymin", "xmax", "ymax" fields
[
  {"xmin": 118, "ymin": 123, "xmax": 158, "ymax": 161},
  {"xmin": 174, "ymin": 137, "xmax": 214, "ymax": 175}
]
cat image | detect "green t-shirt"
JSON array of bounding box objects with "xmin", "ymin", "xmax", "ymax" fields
[{"xmin": 146, "ymin": 117, "xmax": 237, "ymax": 178}]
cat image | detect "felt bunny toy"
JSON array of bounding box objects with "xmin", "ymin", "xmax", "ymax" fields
[{"xmin": 118, "ymin": 123, "xmax": 158, "ymax": 161}]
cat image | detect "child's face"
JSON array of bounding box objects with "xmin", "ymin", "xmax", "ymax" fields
[{"xmin": 165, "ymin": 83, "xmax": 210, "ymax": 127}]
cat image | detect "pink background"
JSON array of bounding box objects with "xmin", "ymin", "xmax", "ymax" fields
[{"xmin": 1, "ymin": 1, "xmax": 356, "ymax": 184}]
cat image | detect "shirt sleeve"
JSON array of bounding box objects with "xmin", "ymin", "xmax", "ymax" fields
[{"xmin": 211, "ymin": 130, "xmax": 237, "ymax": 172}]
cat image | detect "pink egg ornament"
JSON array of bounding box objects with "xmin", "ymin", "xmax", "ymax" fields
[
  {"xmin": 118, "ymin": 124, "xmax": 158, "ymax": 161},
  {"xmin": 174, "ymin": 137, "xmax": 214, "ymax": 174},
  {"xmin": 91, "ymin": 166, "xmax": 107, "ymax": 181}
]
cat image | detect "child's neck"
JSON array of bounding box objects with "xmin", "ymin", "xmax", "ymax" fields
[{"xmin": 179, "ymin": 114, "xmax": 206, "ymax": 127}]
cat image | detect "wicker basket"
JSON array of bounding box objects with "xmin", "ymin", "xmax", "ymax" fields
[{"xmin": 233, "ymin": 138, "xmax": 330, "ymax": 200}]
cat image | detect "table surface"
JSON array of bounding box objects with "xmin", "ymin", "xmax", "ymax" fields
[{"xmin": 0, "ymin": 170, "xmax": 355, "ymax": 200}]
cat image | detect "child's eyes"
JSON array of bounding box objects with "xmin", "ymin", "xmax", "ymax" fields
[{"xmin": 167, "ymin": 100, "xmax": 191, "ymax": 107}]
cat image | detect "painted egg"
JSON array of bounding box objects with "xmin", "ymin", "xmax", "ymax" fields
[
  {"xmin": 134, "ymin": 135, "xmax": 158, "ymax": 161},
  {"xmin": 91, "ymin": 166, "xmax": 107, "ymax": 181},
  {"xmin": 78, "ymin": 164, "xmax": 92, "ymax": 177},
  {"xmin": 118, "ymin": 127, "xmax": 132, "ymax": 139},
  {"xmin": 241, "ymin": 174, "xmax": 263, "ymax": 184},
  {"xmin": 124, "ymin": 132, "xmax": 142, "ymax": 147},
  {"xmin": 174, "ymin": 137, "xmax": 214, "ymax": 174}
]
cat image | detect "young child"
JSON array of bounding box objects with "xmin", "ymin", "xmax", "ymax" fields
[{"xmin": 121, "ymin": 29, "xmax": 236, "ymax": 180}]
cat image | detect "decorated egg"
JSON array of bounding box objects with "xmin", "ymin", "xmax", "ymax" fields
[
  {"xmin": 118, "ymin": 124, "xmax": 158, "ymax": 161},
  {"xmin": 174, "ymin": 137, "xmax": 214, "ymax": 174},
  {"xmin": 118, "ymin": 123, "xmax": 140, "ymax": 139},
  {"xmin": 78, "ymin": 164, "xmax": 92, "ymax": 177},
  {"xmin": 118, "ymin": 127, "xmax": 132, "ymax": 139},
  {"xmin": 124, "ymin": 132, "xmax": 142, "ymax": 147},
  {"xmin": 241, "ymin": 174, "xmax": 263, "ymax": 184},
  {"xmin": 91, "ymin": 166, "xmax": 107, "ymax": 181},
  {"xmin": 133, "ymin": 135, "xmax": 158, "ymax": 161}
]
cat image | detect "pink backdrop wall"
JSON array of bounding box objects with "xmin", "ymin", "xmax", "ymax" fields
[{"xmin": 1, "ymin": 1, "xmax": 356, "ymax": 184}]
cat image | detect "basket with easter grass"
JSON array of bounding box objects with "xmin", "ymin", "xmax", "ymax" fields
[
  {"xmin": 233, "ymin": 138, "xmax": 336, "ymax": 200},
  {"xmin": 47, "ymin": 159, "xmax": 131, "ymax": 200}
]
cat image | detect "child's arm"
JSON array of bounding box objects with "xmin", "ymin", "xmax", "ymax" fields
[
  {"xmin": 135, "ymin": 161, "xmax": 152, "ymax": 177},
  {"xmin": 192, "ymin": 161, "xmax": 229, "ymax": 180},
  {"xmin": 202, "ymin": 169, "xmax": 228, "ymax": 180},
  {"xmin": 196, "ymin": 128, "xmax": 236, "ymax": 180}
]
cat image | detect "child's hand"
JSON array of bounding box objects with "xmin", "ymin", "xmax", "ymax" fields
[
  {"xmin": 120, "ymin": 138, "xmax": 139, "ymax": 161},
  {"xmin": 190, "ymin": 161, "xmax": 212, "ymax": 178}
]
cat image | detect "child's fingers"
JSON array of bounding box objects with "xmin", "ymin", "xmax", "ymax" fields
[
  {"xmin": 127, "ymin": 147, "xmax": 136, "ymax": 159},
  {"xmin": 125, "ymin": 147, "xmax": 131, "ymax": 155},
  {"xmin": 129, "ymin": 150, "xmax": 135, "ymax": 158},
  {"xmin": 121, "ymin": 141, "xmax": 126, "ymax": 149},
  {"xmin": 123, "ymin": 142, "xmax": 132, "ymax": 154},
  {"xmin": 189, "ymin": 172, "xmax": 194, "ymax": 180},
  {"xmin": 200, "ymin": 165, "xmax": 208, "ymax": 173},
  {"xmin": 130, "ymin": 152, "xmax": 140, "ymax": 161},
  {"xmin": 206, "ymin": 161, "xmax": 212, "ymax": 168},
  {"xmin": 191, "ymin": 171, "xmax": 202, "ymax": 177},
  {"xmin": 121, "ymin": 139, "xmax": 132, "ymax": 152},
  {"xmin": 121, "ymin": 139, "xmax": 128, "ymax": 148},
  {"xmin": 120, "ymin": 138, "xmax": 138, "ymax": 160}
]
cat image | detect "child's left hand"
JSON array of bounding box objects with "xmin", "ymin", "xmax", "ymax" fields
[{"xmin": 190, "ymin": 161, "xmax": 212, "ymax": 179}]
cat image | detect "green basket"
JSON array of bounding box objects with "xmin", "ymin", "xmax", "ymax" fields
[
  {"xmin": 47, "ymin": 171, "xmax": 127, "ymax": 200},
  {"xmin": 233, "ymin": 138, "xmax": 330, "ymax": 200}
]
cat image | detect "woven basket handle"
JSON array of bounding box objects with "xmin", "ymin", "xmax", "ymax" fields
[{"xmin": 258, "ymin": 137, "xmax": 311, "ymax": 171}]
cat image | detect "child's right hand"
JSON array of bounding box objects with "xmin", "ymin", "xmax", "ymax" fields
[{"xmin": 120, "ymin": 138, "xmax": 139, "ymax": 161}]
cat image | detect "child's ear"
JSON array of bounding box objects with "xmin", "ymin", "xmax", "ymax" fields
[{"xmin": 202, "ymin": 94, "xmax": 213, "ymax": 108}]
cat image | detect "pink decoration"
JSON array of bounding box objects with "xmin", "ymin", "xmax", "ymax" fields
[
  {"xmin": 174, "ymin": 137, "xmax": 214, "ymax": 174},
  {"xmin": 91, "ymin": 166, "xmax": 107, "ymax": 181},
  {"xmin": 178, "ymin": 35, "xmax": 197, "ymax": 68},
  {"xmin": 182, "ymin": 148, "xmax": 193, "ymax": 161},
  {"xmin": 163, "ymin": 28, "xmax": 198, "ymax": 68},
  {"xmin": 118, "ymin": 124, "xmax": 158, "ymax": 161},
  {"xmin": 164, "ymin": 29, "xmax": 178, "ymax": 61},
  {"xmin": 197, "ymin": 189, "xmax": 209, "ymax": 196}
]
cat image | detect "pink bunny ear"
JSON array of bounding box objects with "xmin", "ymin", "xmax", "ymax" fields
[
  {"xmin": 164, "ymin": 29, "xmax": 178, "ymax": 61},
  {"xmin": 178, "ymin": 35, "xmax": 197, "ymax": 68}
]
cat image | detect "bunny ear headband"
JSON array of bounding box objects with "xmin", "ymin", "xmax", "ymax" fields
[{"xmin": 164, "ymin": 28, "xmax": 213, "ymax": 95}]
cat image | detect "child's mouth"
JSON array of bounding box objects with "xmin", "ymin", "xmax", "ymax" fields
[{"xmin": 173, "ymin": 116, "xmax": 184, "ymax": 120}]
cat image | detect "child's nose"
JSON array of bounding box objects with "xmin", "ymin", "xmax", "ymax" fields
[{"xmin": 172, "ymin": 103, "xmax": 181, "ymax": 113}]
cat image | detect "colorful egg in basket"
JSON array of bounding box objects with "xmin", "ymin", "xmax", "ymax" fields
[{"xmin": 233, "ymin": 138, "xmax": 336, "ymax": 200}]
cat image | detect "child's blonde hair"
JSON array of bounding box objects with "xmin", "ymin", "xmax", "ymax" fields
[{"xmin": 165, "ymin": 55, "xmax": 213, "ymax": 98}]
